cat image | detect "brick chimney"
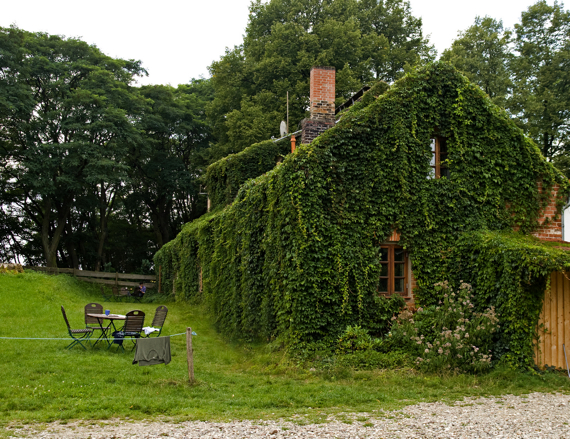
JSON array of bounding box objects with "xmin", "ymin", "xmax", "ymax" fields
[{"xmin": 301, "ymin": 66, "xmax": 336, "ymax": 144}]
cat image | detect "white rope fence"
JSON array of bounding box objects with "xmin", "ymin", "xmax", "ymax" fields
[{"xmin": 0, "ymin": 332, "xmax": 188, "ymax": 341}]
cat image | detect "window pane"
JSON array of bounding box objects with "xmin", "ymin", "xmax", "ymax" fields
[
  {"xmin": 394, "ymin": 278, "xmax": 404, "ymax": 293},
  {"xmin": 380, "ymin": 263, "xmax": 388, "ymax": 277},
  {"xmin": 441, "ymin": 167, "xmax": 450, "ymax": 178},
  {"xmin": 565, "ymin": 204, "xmax": 570, "ymax": 242},
  {"xmin": 394, "ymin": 248, "xmax": 404, "ymax": 262},
  {"xmin": 380, "ymin": 248, "xmax": 389, "ymax": 261},
  {"xmin": 440, "ymin": 137, "xmax": 447, "ymax": 154},
  {"xmin": 430, "ymin": 153, "xmax": 436, "ymax": 166},
  {"xmin": 378, "ymin": 278, "xmax": 388, "ymax": 292},
  {"xmin": 430, "ymin": 138, "xmax": 436, "ymax": 153},
  {"xmin": 394, "ymin": 263, "xmax": 404, "ymax": 277}
]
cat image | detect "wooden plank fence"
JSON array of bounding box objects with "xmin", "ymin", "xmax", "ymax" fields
[
  {"xmin": 24, "ymin": 266, "xmax": 157, "ymax": 290},
  {"xmin": 535, "ymin": 271, "xmax": 570, "ymax": 369}
]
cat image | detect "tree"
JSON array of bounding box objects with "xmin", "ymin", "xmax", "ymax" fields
[
  {"xmin": 441, "ymin": 1, "xmax": 570, "ymax": 172},
  {"xmin": 441, "ymin": 16, "xmax": 513, "ymax": 108},
  {"xmin": 127, "ymin": 80, "xmax": 213, "ymax": 248},
  {"xmin": 208, "ymin": 0, "xmax": 434, "ymax": 158},
  {"xmin": 0, "ymin": 26, "xmax": 145, "ymax": 267},
  {"xmin": 510, "ymin": 0, "xmax": 570, "ymax": 161}
]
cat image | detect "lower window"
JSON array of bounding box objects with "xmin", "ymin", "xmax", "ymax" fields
[{"xmin": 378, "ymin": 245, "xmax": 407, "ymax": 295}]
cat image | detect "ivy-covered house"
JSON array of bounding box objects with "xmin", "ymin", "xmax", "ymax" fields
[{"xmin": 155, "ymin": 62, "xmax": 570, "ymax": 368}]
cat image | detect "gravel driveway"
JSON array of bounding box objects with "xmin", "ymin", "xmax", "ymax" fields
[{"xmin": 6, "ymin": 392, "xmax": 570, "ymax": 438}]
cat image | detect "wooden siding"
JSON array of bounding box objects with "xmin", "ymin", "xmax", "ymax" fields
[{"xmin": 535, "ymin": 271, "xmax": 570, "ymax": 369}]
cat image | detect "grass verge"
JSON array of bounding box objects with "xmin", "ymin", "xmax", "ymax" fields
[{"xmin": 1, "ymin": 271, "xmax": 569, "ymax": 429}]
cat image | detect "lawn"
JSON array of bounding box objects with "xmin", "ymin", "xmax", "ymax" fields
[{"xmin": 1, "ymin": 271, "xmax": 569, "ymax": 428}]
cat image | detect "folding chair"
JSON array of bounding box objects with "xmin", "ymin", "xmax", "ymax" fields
[
  {"xmin": 119, "ymin": 287, "xmax": 131, "ymax": 302},
  {"xmin": 111, "ymin": 286, "xmax": 122, "ymax": 302},
  {"xmin": 84, "ymin": 303, "xmax": 107, "ymax": 346},
  {"xmin": 109, "ymin": 309, "xmax": 145, "ymax": 352},
  {"xmin": 84, "ymin": 302, "xmax": 103, "ymax": 329},
  {"xmin": 144, "ymin": 306, "xmax": 168, "ymax": 337},
  {"xmin": 100, "ymin": 286, "xmax": 113, "ymax": 302},
  {"xmin": 132, "ymin": 290, "xmax": 143, "ymax": 303},
  {"xmin": 61, "ymin": 305, "xmax": 93, "ymax": 350}
]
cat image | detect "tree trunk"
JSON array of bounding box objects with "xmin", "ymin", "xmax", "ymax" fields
[
  {"xmin": 95, "ymin": 184, "xmax": 115, "ymax": 271},
  {"xmin": 150, "ymin": 210, "xmax": 165, "ymax": 249},
  {"xmin": 149, "ymin": 200, "xmax": 172, "ymax": 249},
  {"xmin": 41, "ymin": 198, "xmax": 71, "ymax": 268},
  {"xmin": 65, "ymin": 223, "xmax": 79, "ymax": 269}
]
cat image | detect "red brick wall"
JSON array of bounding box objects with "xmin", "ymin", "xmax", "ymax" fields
[{"xmin": 532, "ymin": 181, "xmax": 565, "ymax": 242}]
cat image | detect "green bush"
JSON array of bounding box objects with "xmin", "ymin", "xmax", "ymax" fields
[
  {"xmin": 390, "ymin": 282, "xmax": 499, "ymax": 373},
  {"xmin": 336, "ymin": 326, "xmax": 375, "ymax": 354}
]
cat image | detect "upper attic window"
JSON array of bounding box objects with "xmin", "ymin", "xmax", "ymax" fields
[{"xmin": 429, "ymin": 137, "xmax": 449, "ymax": 179}]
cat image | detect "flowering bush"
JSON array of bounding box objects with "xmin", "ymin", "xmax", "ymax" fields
[{"xmin": 390, "ymin": 282, "xmax": 499, "ymax": 373}]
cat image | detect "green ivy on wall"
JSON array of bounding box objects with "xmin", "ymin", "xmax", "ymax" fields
[
  {"xmin": 155, "ymin": 62, "xmax": 570, "ymax": 367},
  {"xmin": 444, "ymin": 231, "xmax": 570, "ymax": 369},
  {"xmin": 205, "ymin": 139, "xmax": 291, "ymax": 210}
]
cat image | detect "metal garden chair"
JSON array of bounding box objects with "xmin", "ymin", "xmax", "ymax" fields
[
  {"xmin": 61, "ymin": 305, "xmax": 93, "ymax": 350},
  {"xmin": 84, "ymin": 302, "xmax": 103, "ymax": 330},
  {"xmin": 84, "ymin": 302, "xmax": 107, "ymax": 346},
  {"xmin": 144, "ymin": 305, "xmax": 168, "ymax": 337},
  {"xmin": 109, "ymin": 309, "xmax": 145, "ymax": 352},
  {"xmin": 111, "ymin": 286, "xmax": 121, "ymax": 302},
  {"xmin": 100, "ymin": 286, "xmax": 113, "ymax": 302}
]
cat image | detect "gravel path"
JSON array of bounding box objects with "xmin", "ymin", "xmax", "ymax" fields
[{"xmin": 6, "ymin": 392, "xmax": 570, "ymax": 438}]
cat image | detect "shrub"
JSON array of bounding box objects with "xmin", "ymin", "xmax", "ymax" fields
[
  {"xmin": 336, "ymin": 325, "xmax": 375, "ymax": 354},
  {"xmin": 390, "ymin": 282, "xmax": 499, "ymax": 373},
  {"xmin": 334, "ymin": 325, "xmax": 411, "ymax": 370}
]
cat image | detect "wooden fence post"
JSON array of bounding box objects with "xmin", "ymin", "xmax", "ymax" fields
[{"xmin": 186, "ymin": 327, "xmax": 195, "ymax": 384}]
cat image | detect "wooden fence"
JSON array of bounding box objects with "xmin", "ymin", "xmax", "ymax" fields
[
  {"xmin": 24, "ymin": 266, "xmax": 157, "ymax": 290},
  {"xmin": 535, "ymin": 271, "xmax": 570, "ymax": 369}
]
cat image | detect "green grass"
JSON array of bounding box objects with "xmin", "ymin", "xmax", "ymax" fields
[{"xmin": 1, "ymin": 271, "xmax": 570, "ymax": 428}]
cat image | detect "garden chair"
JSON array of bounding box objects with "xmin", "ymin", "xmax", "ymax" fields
[
  {"xmin": 109, "ymin": 309, "xmax": 145, "ymax": 352},
  {"xmin": 84, "ymin": 302, "xmax": 108, "ymax": 337},
  {"xmin": 84, "ymin": 303, "xmax": 103, "ymax": 330},
  {"xmin": 61, "ymin": 305, "xmax": 93, "ymax": 350},
  {"xmin": 100, "ymin": 285, "xmax": 113, "ymax": 302},
  {"xmin": 119, "ymin": 287, "xmax": 131, "ymax": 302},
  {"xmin": 144, "ymin": 306, "xmax": 168, "ymax": 337},
  {"xmin": 111, "ymin": 286, "xmax": 121, "ymax": 302}
]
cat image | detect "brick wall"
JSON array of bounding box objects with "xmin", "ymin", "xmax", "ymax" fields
[
  {"xmin": 301, "ymin": 66, "xmax": 336, "ymax": 144},
  {"xmin": 532, "ymin": 181, "xmax": 565, "ymax": 242},
  {"xmin": 309, "ymin": 66, "xmax": 335, "ymax": 123}
]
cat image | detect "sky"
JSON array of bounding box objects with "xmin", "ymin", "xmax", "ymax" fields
[{"xmin": 1, "ymin": 0, "xmax": 546, "ymax": 86}]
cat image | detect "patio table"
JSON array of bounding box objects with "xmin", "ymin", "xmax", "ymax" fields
[{"xmin": 87, "ymin": 313, "xmax": 126, "ymax": 347}]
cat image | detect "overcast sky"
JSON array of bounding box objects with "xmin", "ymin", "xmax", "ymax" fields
[{"xmin": 1, "ymin": 0, "xmax": 546, "ymax": 86}]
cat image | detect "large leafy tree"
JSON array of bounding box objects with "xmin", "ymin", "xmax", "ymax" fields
[
  {"xmin": 0, "ymin": 26, "xmax": 145, "ymax": 267},
  {"xmin": 442, "ymin": 1, "xmax": 570, "ymax": 168},
  {"xmin": 441, "ymin": 17, "xmax": 513, "ymax": 109},
  {"xmin": 208, "ymin": 0, "xmax": 434, "ymax": 158},
  {"xmin": 511, "ymin": 0, "xmax": 570, "ymax": 161},
  {"xmin": 127, "ymin": 80, "xmax": 213, "ymax": 248}
]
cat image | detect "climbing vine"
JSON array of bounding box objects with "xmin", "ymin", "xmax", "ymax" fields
[
  {"xmin": 205, "ymin": 139, "xmax": 291, "ymax": 210},
  {"xmin": 155, "ymin": 63, "xmax": 570, "ymax": 367}
]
